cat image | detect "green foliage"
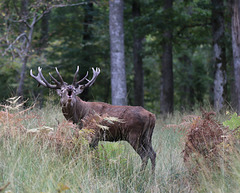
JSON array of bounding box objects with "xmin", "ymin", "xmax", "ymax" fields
[
  {"xmin": 174, "ymin": 45, "xmax": 213, "ymax": 110},
  {"xmin": 223, "ymin": 112, "xmax": 240, "ymax": 139},
  {"xmin": 223, "ymin": 112, "xmax": 240, "ymax": 130},
  {"xmin": 0, "ymin": 0, "xmax": 233, "ymax": 111},
  {"xmin": 45, "ymin": 3, "xmax": 110, "ymax": 102}
]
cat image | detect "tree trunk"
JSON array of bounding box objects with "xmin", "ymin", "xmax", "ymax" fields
[
  {"xmin": 132, "ymin": 0, "xmax": 144, "ymax": 107},
  {"xmin": 17, "ymin": 56, "xmax": 28, "ymax": 97},
  {"xmin": 231, "ymin": 0, "xmax": 240, "ymax": 114},
  {"xmin": 230, "ymin": 61, "xmax": 237, "ymax": 108},
  {"xmin": 17, "ymin": 0, "xmax": 29, "ymax": 98},
  {"xmin": 109, "ymin": 0, "xmax": 127, "ymax": 105},
  {"xmin": 81, "ymin": 2, "xmax": 93, "ymax": 101},
  {"xmin": 160, "ymin": 0, "xmax": 174, "ymax": 114},
  {"xmin": 212, "ymin": 0, "xmax": 226, "ymax": 112},
  {"xmin": 17, "ymin": 19, "xmax": 35, "ymax": 98}
]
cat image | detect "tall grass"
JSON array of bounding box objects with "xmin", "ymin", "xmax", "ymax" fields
[{"xmin": 0, "ymin": 103, "xmax": 239, "ymax": 192}]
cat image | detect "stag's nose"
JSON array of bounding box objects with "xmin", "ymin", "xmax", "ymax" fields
[
  {"xmin": 67, "ymin": 86, "xmax": 74, "ymax": 97},
  {"xmin": 68, "ymin": 90, "xmax": 72, "ymax": 97}
]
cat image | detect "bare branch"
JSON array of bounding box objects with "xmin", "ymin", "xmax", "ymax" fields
[
  {"xmin": 3, "ymin": 1, "xmax": 92, "ymax": 58},
  {"xmin": 30, "ymin": 13, "xmax": 37, "ymax": 28},
  {"xmin": 7, "ymin": 18, "xmax": 31, "ymax": 29},
  {"xmin": 13, "ymin": 2, "xmax": 20, "ymax": 16},
  {"xmin": 22, "ymin": 20, "xmax": 31, "ymax": 29},
  {"xmin": 35, "ymin": 9, "xmax": 49, "ymax": 25},
  {"xmin": 2, "ymin": 33, "xmax": 27, "ymax": 56},
  {"xmin": 14, "ymin": 47, "xmax": 23, "ymax": 59},
  {"xmin": 50, "ymin": 2, "xmax": 90, "ymax": 9},
  {"xmin": 35, "ymin": 1, "xmax": 92, "ymax": 24}
]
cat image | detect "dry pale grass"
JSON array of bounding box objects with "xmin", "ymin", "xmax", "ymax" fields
[
  {"xmin": 0, "ymin": 97, "xmax": 122, "ymax": 155},
  {"xmin": 2, "ymin": 97, "xmax": 240, "ymax": 192}
]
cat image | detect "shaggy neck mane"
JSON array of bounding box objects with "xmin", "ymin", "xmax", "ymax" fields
[{"xmin": 61, "ymin": 97, "xmax": 89, "ymax": 124}]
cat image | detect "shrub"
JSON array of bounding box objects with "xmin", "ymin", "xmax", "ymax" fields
[{"xmin": 182, "ymin": 111, "xmax": 233, "ymax": 175}]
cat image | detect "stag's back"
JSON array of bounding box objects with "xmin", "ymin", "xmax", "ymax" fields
[{"xmin": 86, "ymin": 101, "xmax": 156, "ymax": 142}]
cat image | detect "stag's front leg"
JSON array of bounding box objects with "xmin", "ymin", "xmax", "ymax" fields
[
  {"xmin": 89, "ymin": 141, "xmax": 99, "ymax": 149},
  {"xmin": 88, "ymin": 131, "xmax": 100, "ymax": 150}
]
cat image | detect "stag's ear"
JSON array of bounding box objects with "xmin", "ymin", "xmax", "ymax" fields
[
  {"xmin": 75, "ymin": 85, "xmax": 84, "ymax": 95},
  {"xmin": 56, "ymin": 89, "xmax": 61, "ymax": 96}
]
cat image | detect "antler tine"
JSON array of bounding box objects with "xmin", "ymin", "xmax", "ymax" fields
[
  {"xmin": 55, "ymin": 67, "xmax": 64, "ymax": 84},
  {"xmin": 49, "ymin": 72, "xmax": 61, "ymax": 86},
  {"xmin": 75, "ymin": 71, "xmax": 89, "ymax": 86},
  {"xmin": 30, "ymin": 68, "xmax": 47, "ymax": 87},
  {"xmin": 38, "ymin": 67, "xmax": 60, "ymax": 89},
  {"xmin": 30, "ymin": 67, "xmax": 61, "ymax": 89},
  {"xmin": 72, "ymin": 66, "xmax": 80, "ymax": 85},
  {"xmin": 83, "ymin": 67, "xmax": 101, "ymax": 88}
]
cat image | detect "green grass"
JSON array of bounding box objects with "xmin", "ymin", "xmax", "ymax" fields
[{"xmin": 0, "ymin": 105, "xmax": 240, "ymax": 192}]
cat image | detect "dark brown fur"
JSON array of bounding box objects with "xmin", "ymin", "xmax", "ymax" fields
[
  {"xmin": 30, "ymin": 67, "xmax": 156, "ymax": 172},
  {"xmin": 62, "ymin": 97, "xmax": 156, "ymax": 172}
]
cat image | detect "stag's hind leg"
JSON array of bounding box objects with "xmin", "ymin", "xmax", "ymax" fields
[
  {"xmin": 136, "ymin": 145, "xmax": 149, "ymax": 171},
  {"xmin": 144, "ymin": 143, "xmax": 156, "ymax": 173},
  {"xmin": 128, "ymin": 137, "xmax": 150, "ymax": 171},
  {"xmin": 143, "ymin": 119, "xmax": 156, "ymax": 173},
  {"xmin": 128, "ymin": 128, "xmax": 156, "ymax": 173},
  {"xmin": 138, "ymin": 132, "xmax": 156, "ymax": 173}
]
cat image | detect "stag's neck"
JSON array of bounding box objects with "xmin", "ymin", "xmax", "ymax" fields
[{"xmin": 61, "ymin": 97, "xmax": 89, "ymax": 124}]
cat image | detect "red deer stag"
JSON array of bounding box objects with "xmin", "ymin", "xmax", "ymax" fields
[{"xmin": 30, "ymin": 67, "xmax": 156, "ymax": 172}]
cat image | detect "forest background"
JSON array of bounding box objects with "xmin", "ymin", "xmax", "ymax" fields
[{"xmin": 0, "ymin": 0, "xmax": 239, "ymax": 115}]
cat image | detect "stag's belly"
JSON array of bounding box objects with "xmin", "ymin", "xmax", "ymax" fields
[
  {"xmin": 88, "ymin": 102, "xmax": 155, "ymax": 141},
  {"xmin": 100, "ymin": 115, "xmax": 150, "ymax": 142},
  {"xmin": 96, "ymin": 122, "xmax": 126, "ymax": 142}
]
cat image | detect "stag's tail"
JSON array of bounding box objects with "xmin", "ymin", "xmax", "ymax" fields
[{"xmin": 148, "ymin": 113, "xmax": 156, "ymax": 143}]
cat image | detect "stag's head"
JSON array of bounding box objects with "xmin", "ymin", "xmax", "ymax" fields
[{"xmin": 30, "ymin": 66, "xmax": 100, "ymax": 107}]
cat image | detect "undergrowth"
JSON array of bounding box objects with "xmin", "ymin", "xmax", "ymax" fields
[{"xmin": 0, "ymin": 98, "xmax": 240, "ymax": 192}]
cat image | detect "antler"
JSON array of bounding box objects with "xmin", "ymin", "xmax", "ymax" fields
[
  {"xmin": 72, "ymin": 66, "xmax": 89, "ymax": 86},
  {"xmin": 73, "ymin": 66, "xmax": 100, "ymax": 88},
  {"xmin": 31, "ymin": 66, "xmax": 100, "ymax": 89},
  {"xmin": 30, "ymin": 67, "xmax": 64, "ymax": 89}
]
